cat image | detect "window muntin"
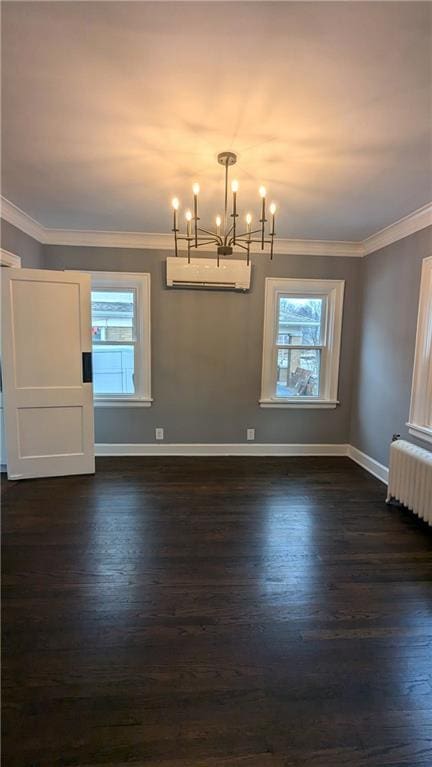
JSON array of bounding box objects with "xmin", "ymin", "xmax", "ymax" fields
[{"xmin": 260, "ymin": 278, "xmax": 344, "ymax": 408}]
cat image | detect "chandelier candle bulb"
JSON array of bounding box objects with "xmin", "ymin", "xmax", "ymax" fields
[
  {"xmin": 172, "ymin": 198, "xmax": 179, "ymax": 256},
  {"xmin": 269, "ymin": 203, "xmax": 276, "ymax": 259},
  {"xmin": 231, "ymin": 179, "xmax": 238, "ymax": 244},
  {"xmin": 270, "ymin": 202, "xmax": 276, "ymax": 235},
  {"xmin": 192, "ymin": 183, "xmax": 200, "ymax": 247},
  {"xmin": 185, "ymin": 209, "xmax": 192, "ymax": 238},
  {"xmin": 259, "ymin": 186, "xmax": 267, "ymax": 250},
  {"xmin": 216, "ymin": 215, "xmax": 221, "ymax": 236},
  {"xmin": 246, "ymin": 214, "xmax": 252, "ymax": 266}
]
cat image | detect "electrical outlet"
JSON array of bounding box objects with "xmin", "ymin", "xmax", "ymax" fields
[
  {"xmin": 247, "ymin": 428, "xmax": 255, "ymax": 441},
  {"xmin": 155, "ymin": 428, "xmax": 164, "ymax": 441}
]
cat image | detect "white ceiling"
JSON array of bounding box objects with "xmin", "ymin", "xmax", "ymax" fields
[{"xmin": 2, "ymin": 1, "xmax": 432, "ymax": 240}]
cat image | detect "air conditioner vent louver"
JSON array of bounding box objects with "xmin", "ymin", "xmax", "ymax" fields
[{"xmin": 166, "ymin": 257, "xmax": 251, "ymax": 292}]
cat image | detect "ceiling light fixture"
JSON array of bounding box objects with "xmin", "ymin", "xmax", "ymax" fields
[{"xmin": 171, "ymin": 151, "xmax": 277, "ymax": 266}]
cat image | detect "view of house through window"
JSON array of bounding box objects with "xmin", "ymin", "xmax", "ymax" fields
[
  {"xmin": 91, "ymin": 289, "xmax": 136, "ymax": 395},
  {"xmin": 276, "ymin": 297, "xmax": 324, "ymax": 397}
]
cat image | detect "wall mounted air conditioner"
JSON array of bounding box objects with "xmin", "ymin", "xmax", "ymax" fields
[{"xmin": 166, "ymin": 257, "xmax": 251, "ymax": 292}]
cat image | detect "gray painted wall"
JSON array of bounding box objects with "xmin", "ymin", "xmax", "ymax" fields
[
  {"xmin": 3, "ymin": 216, "xmax": 431, "ymax": 457},
  {"xmin": 1, "ymin": 219, "xmax": 44, "ymax": 268},
  {"xmin": 350, "ymin": 226, "xmax": 432, "ymax": 465},
  {"xmin": 44, "ymin": 246, "xmax": 361, "ymax": 445}
]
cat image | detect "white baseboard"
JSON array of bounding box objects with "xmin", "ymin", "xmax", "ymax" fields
[
  {"xmin": 95, "ymin": 442, "xmax": 349, "ymax": 457},
  {"xmin": 347, "ymin": 445, "xmax": 389, "ymax": 484},
  {"xmin": 95, "ymin": 442, "xmax": 389, "ymax": 484}
]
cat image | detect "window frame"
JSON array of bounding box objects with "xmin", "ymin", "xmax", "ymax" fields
[
  {"xmin": 89, "ymin": 271, "xmax": 152, "ymax": 408},
  {"xmin": 260, "ymin": 277, "xmax": 345, "ymax": 409},
  {"xmin": 407, "ymin": 256, "xmax": 432, "ymax": 443}
]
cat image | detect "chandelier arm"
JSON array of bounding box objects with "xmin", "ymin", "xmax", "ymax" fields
[
  {"xmin": 233, "ymin": 241, "xmax": 249, "ymax": 252},
  {"xmin": 224, "ymin": 224, "xmax": 234, "ymax": 244},
  {"xmin": 198, "ymin": 227, "xmax": 222, "ymax": 244},
  {"xmin": 193, "ymin": 239, "xmax": 220, "ymax": 248},
  {"xmin": 177, "ymin": 234, "xmax": 219, "ymax": 244},
  {"xmin": 231, "ymin": 227, "xmax": 262, "ymax": 242}
]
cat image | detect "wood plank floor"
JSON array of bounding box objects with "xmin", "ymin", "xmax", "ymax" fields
[{"xmin": 2, "ymin": 456, "xmax": 432, "ymax": 766}]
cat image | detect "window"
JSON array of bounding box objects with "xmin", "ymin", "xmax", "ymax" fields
[
  {"xmin": 260, "ymin": 278, "xmax": 345, "ymax": 408},
  {"xmin": 408, "ymin": 256, "xmax": 432, "ymax": 443},
  {"xmin": 90, "ymin": 272, "xmax": 151, "ymax": 407}
]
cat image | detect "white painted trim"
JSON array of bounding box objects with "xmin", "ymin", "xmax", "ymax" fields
[
  {"xmin": 363, "ymin": 203, "xmax": 432, "ymax": 255},
  {"xmin": 1, "ymin": 197, "xmax": 47, "ymax": 242},
  {"xmin": 407, "ymin": 423, "xmax": 432, "ymax": 445},
  {"xmin": 408, "ymin": 256, "xmax": 432, "ymax": 443},
  {"xmin": 94, "ymin": 398, "xmax": 153, "ymax": 408},
  {"xmin": 31, "ymin": 226, "xmax": 367, "ymax": 258},
  {"xmin": 260, "ymin": 277, "xmax": 344, "ymax": 406},
  {"xmin": 347, "ymin": 445, "xmax": 389, "ymax": 484},
  {"xmin": 0, "ymin": 248, "xmax": 21, "ymax": 268},
  {"xmin": 259, "ymin": 399, "xmax": 338, "ymax": 409},
  {"xmin": 87, "ymin": 271, "xmax": 152, "ymax": 405},
  {"xmin": 2, "ymin": 195, "xmax": 431, "ymax": 258},
  {"xmin": 95, "ymin": 442, "xmax": 349, "ymax": 457}
]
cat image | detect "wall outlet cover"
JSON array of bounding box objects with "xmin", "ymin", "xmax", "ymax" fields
[
  {"xmin": 247, "ymin": 428, "xmax": 255, "ymax": 441},
  {"xmin": 155, "ymin": 428, "xmax": 164, "ymax": 441}
]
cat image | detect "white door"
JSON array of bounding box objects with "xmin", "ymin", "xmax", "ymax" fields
[{"xmin": 1, "ymin": 268, "xmax": 95, "ymax": 479}]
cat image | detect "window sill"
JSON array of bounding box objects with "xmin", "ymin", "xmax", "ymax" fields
[
  {"xmin": 259, "ymin": 398, "xmax": 339, "ymax": 409},
  {"xmin": 94, "ymin": 397, "xmax": 153, "ymax": 408},
  {"xmin": 406, "ymin": 423, "xmax": 432, "ymax": 445}
]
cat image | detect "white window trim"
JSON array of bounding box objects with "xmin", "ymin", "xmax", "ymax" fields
[
  {"xmin": 0, "ymin": 248, "xmax": 21, "ymax": 268},
  {"xmin": 88, "ymin": 271, "xmax": 152, "ymax": 408},
  {"xmin": 260, "ymin": 277, "xmax": 345, "ymax": 409},
  {"xmin": 407, "ymin": 256, "xmax": 432, "ymax": 444}
]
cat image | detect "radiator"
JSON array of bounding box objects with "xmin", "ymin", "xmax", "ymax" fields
[{"xmin": 387, "ymin": 439, "xmax": 432, "ymax": 526}]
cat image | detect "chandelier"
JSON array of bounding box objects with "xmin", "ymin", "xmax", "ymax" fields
[{"xmin": 170, "ymin": 151, "xmax": 277, "ymax": 265}]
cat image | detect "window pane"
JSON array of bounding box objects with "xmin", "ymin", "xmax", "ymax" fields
[
  {"xmin": 92, "ymin": 344, "xmax": 135, "ymax": 394},
  {"xmin": 276, "ymin": 348, "xmax": 320, "ymax": 397},
  {"xmin": 277, "ymin": 297, "xmax": 323, "ymax": 345},
  {"xmin": 91, "ymin": 290, "xmax": 136, "ymax": 342}
]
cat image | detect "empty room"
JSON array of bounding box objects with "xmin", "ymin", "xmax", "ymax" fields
[{"xmin": 1, "ymin": 1, "xmax": 432, "ymax": 765}]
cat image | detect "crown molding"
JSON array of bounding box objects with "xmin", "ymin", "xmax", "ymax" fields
[
  {"xmin": 272, "ymin": 238, "xmax": 364, "ymax": 257},
  {"xmin": 0, "ymin": 248, "xmax": 21, "ymax": 268},
  {"xmin": 363, "ymin": 202, "xmax": 432, "ymax": 256},
  {"xmin": 1, "ymin": 195, "xmax": 431, "ymax": 258},
  {"xmin": 1, "ymin": 197, "xmax": 47, "ymax": 243},
  {"xmin": 41, "ymin": 227, "xmax": 364, "ymax": 257}
]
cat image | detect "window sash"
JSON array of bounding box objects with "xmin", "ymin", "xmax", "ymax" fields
[
  {"xmin": 276, "ymin": 293, "xmax": 327, "ymax": 348},
  {"xmin": 91, "ymin": 287, "xmax": 137, "ymax": 343},
  {"xmin": 275, "ymin": 347, "xmax": 322, "ymax": 398},
  {"xmin": 260, "ymin": 278, "xmax": 344, "ymax": 407},
  {"xmin": 92, "ymin": 339, "xmax": 137, "ymax": 396}
]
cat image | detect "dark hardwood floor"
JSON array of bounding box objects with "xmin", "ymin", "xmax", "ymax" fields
[{"xmin": 2, "ymin": 456, "xmax": 432, "ymax": 766}]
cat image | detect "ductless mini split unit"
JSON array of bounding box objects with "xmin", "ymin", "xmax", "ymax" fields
[{"xmin": 166, "ymin": 257, "xmax": 251, "ymax": 292}]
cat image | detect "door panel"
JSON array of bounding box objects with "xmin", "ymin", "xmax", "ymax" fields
[
  {"xmin": 1, "ymin": 268, "xmax": 95, "ymax": 479},
  {"xmin": 12, "ymin": 280, "xmax": 82, "ymax": 387}
]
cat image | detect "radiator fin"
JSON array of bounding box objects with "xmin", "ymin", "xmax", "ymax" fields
[{"xmin": 387, "ymin": 440, "xmax": 432, "ymax": 525}]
